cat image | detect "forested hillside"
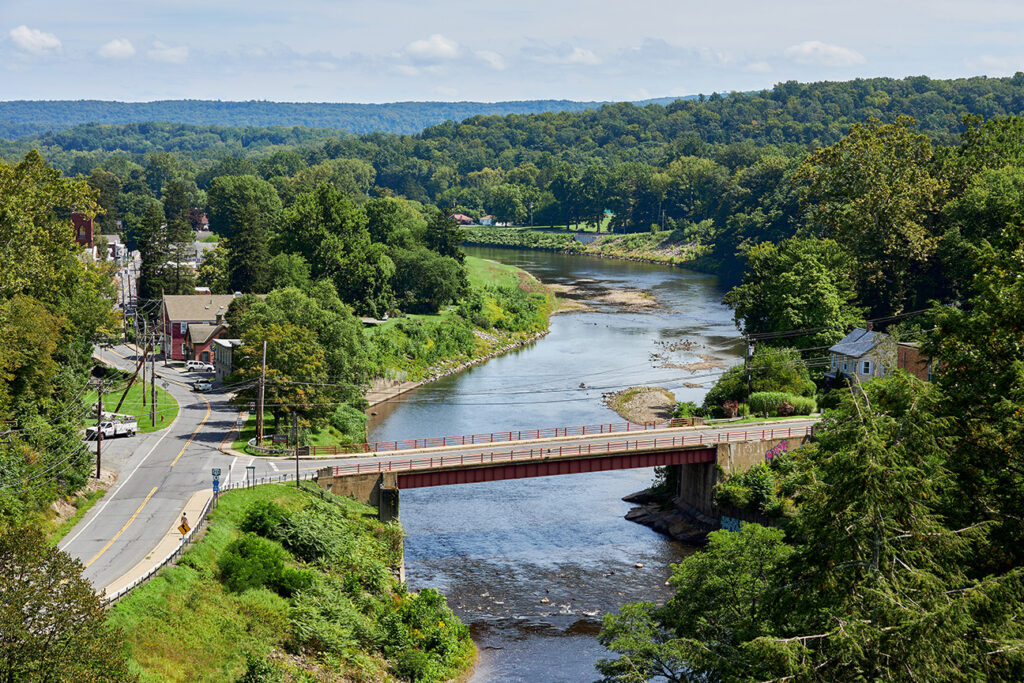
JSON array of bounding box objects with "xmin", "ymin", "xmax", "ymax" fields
[{"xmin": 0, "ymin": 98, "xmax": 683, "ymax": 140}]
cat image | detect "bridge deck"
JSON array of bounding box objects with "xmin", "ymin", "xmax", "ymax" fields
[{"xmin": 328, "ymin": 424, "xmax": 812, "ymax": 481}]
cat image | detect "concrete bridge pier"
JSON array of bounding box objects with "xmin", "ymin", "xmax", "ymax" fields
[
  {"xmin": 316, "ymin": 468, "xmax": 399, "ymax": 521},
  {"xmin": 672, "ymin": 435, "xmax": 810, "ymax": 518}
]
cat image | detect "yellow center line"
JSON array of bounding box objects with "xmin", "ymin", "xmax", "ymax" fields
[
  {"xmin": 171, "ymin": 397, "xmax": 212, "ymax": 467},
  {"xmin": 85, "ymin": 486, "xmax": 158, "ymax": 568}
]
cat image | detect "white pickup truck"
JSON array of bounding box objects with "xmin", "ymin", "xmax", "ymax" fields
[{"xmin": 86, "ymin": 419, "xmax": 138, "ymax": 440}]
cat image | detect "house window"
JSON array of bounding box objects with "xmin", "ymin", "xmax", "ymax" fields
[
  {"xmin": 179, "ymin": 322, "xmax": 188, "ymax": 334},
  {"xmin": 201, "ymin": 351, "xmax": 209, "ymax": 363},
  {"xmin": 831, "ymin": 356, "xmax": 837, "ymax": 368},
  {"xmin": 181, "ymin": 343, "xmax": 186, "ymax": 357},
  {"xmin": 861, "ymin": 361, "xmax": 872, "ymax": 375}
]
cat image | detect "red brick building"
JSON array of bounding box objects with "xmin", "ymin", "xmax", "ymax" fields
[
  {"xmin": 160, "ymin": 294, "xmax": 236, "ymax": 362},
  {"xmin": 72, "ymin": 212, "xmax": 94, "ymax": 248},
  {"xmin": 896, "ymin": 342, "xmax": 932, "ymax": 381}
]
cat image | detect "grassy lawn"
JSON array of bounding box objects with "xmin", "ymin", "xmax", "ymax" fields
[
  {"xmin": 465, "ymin": 254, "xmax": 525, "ymax": 288},
  {"xmin": 200, "ymin": 235, "xmax": 219, "ymax": 243},
  {"xmin": 232, "ymin": 410, "xmax": 361, "ymax": 454},
  {"xmin": 85, "ymin": 381, "xmax": 178, "ymax": 433}
]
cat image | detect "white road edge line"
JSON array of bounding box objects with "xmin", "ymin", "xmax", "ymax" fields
[{"xmin": 60, "ymin": 424, "xmax": 176, "ymax": 550}]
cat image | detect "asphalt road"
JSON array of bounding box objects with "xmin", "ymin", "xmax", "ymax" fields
[
  {"xmin": 60, "ymin": 341, "xmax": 818, "ymax": 592},
  {"xmin": 60, "ymin": 344, "xmax": 242, "ymax": 589}
]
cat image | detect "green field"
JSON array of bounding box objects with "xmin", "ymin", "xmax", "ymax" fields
[
  {"xmin": 465, "ymin": 254, "xmax": 525, "ymax": 288},
  {"xmin": 85, "ymin": 380, "xmax": 179, "ymax": 433}
]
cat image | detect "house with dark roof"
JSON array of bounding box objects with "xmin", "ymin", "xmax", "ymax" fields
[
  {"xmin": 826, "ymin": 327, "xmax": 896, "ymax": 382},
  {"xmin": 827, "ymin": 326, "xmax": 937, "ymax": 384},
  {"xmin": 160, "ymin": 294, "xmax": 236, "ymax": 362}
]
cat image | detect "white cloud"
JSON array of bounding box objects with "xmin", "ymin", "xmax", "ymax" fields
[
  {"xmin": 99, "ymin": 38, "xmax": 136, "ymax": 59},
  {"xmin": 966, "ymin": 54, "xmax": 1024, "ymax": 75},
  {"xmin": 784, "ymin": 40, "xmax": 865, "ymax": 67},
  {"xmin": 147, "ymin": 42, "xmax": 189, "ymax": 64},
  {"xmin": 534, "ymin": 45, "xmax": 601, "ymax": 66},
  {"xmin": 476, "ymin": 49, "xmax": 506, "ymax": 70},
  {"xmin": 405, "ymin": 34, "xmax": 459, "ymax": 62},
  {"xmin": 744, "ymin": 61, "xmax": 773, "ymax": 73},
  {"xmin": 9, "ymin": 25, "xmax": 61, "ymax": 55},
  {"xmin": 565, "ymin": 47, "xmax": 600, "ymax": 66}
]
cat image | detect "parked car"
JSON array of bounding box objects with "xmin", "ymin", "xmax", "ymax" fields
[
  {"xmin": 85, "ymin": 418, "xmax": 138, "ymax": 440},
  {"xmin": 193, "ymin": 379, "xmax": 213, "ymax": 392},
  {"xmin": 185, "ymin": 360, "xmax": 215, "ymax": 372}
]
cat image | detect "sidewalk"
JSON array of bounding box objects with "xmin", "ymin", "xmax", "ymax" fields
[{"xmin": 103, "ymin": 488, "xmax": 213, "ymax": 598}]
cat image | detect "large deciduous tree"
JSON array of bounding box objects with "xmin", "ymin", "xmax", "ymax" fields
[
  {"xmin": 0, "ymin": 526, "xmax": 135, "ymax": 681},
  {"xmin": 724, "ymin": 237, "xmax": 863, "ymax": 349},
  {"xmin": 797, "ymin": 116, "xmax": 944, "ymax": 315}
]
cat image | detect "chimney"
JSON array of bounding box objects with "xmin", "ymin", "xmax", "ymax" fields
[
  {"xmin": 866, "ymin": 322, "xmax": 873, "ymax": 332},
  {"xmin": 215, "ymin": 312, "xmax": 224, "ymax": 325}
]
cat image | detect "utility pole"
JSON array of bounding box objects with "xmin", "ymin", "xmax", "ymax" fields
[
  {"xmin": 292, "ymin": 411, "xmax": 299, "ymax": 488},
  {"xmin": 141, "ymin": 320, "xmax": 147, "ymax": 407},
  {"xmin": 94, "ymin": 381, "xmax": 103, "ymax": 479},
  {"xmin": 745, "ymin": 336, "xmax": 753, "ymax": 404},
  {"xmin": 150, "ymin": 342, "xmax": 157, "ymax": 427},
  {"xmin": 256, "ymin": 341, "xmax": 267, "ymax": 445}
]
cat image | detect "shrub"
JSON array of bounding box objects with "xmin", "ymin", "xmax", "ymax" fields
[
  {"xmin": 737, "ymin": 402, "xmax": 750, "ymax": 417},
  {"xmin": 218, "ymin": 533, "xmax": 288, "ymax": 594},
  {"xmin": 789, "ymin": 396, "xmax": 817, "ymax": 415},
  {"xmin": 779, "ymin": 400, "xmax": 794, "ymax": 416},
  {"xmin": 329, "ymin": 403, "xmax": 368, "ymax": 444},
  {"xmin": 240, "ymin": 501, "xmax": 290, "ymax": 538},
  {"xmin": 749, "ymin": 392, "xmax": 788, "ymax": 417},
  {"xmin": 392, "ymin": 647, "xmax": 435, "ymax": 682},
  {"xmin": 722, "ymin": 400, "xmax": 740, "ymax": 418},
  {"xmin": 672, "ymin": 400, "xmax": 701, "ymax": 418},
  {"xmin": 236, "ymin": 655, "xmax": 282, "ymax": 683}
]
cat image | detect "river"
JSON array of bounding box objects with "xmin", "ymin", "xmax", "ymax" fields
[{"xmin": 367, "ymin": 247, "xmax": 742, "ymax": 682}]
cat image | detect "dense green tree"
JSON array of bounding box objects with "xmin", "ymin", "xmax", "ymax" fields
[
  {"xmin": 266, "ymin": 253, "xmax": 311, "ymax": 290},
  {"xmin": 86, "ymin": 168, "xmax": 122, "ymax": 230},
  {"xmin": 391, "ymin": 247, "xmax": 468, "ymax": 313},
  {"xmin": 231, "ymin": 321, "xmax": 332, "ymax": 432},
  {"xmin": 598, "ymin": 525, "xmax": 792, "ymax": 682},
  {"xmin": 279, "ymin": 184, "xmax": 395, "ymax": 317},
  {"xmin": 928, "ymin": 226, "xmax": 1024, "ymax": 571},
  {"xmin": 197, "ymin": 240, "xmax": 230, "ymax": 294},
  {"xmin": 702, "ymin": 346, "xmax": 815, "ymax": 413},
  {"xmin": 424, "ymin": 210, "xmax": 465, "ymax": 263},
  {"xmin": 206, "ymin": 174, "xmax": 283, "ymax": 238},
  {"xmin": 797, "ymin": 117, "xmax": 945, "ymax": 314},
  {"xmin": 0, "ymin": 526, "xmax": 135, "ymax": 681},
  {"xmin": 724, "ymin": 238, "xmax": 863, "ymax": 348}
]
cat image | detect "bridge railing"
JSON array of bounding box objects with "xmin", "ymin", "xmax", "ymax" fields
[
  {"xmin": 330, "ymin": 425, "xmax": 811, "ymax": 477},
  {"xmin": 307, "ymin": 418, "xmax": 704, "ymax": 456}
]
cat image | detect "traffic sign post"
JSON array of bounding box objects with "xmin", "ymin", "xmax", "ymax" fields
[{"xmin": 213, "ymin": 478, "xmax": 219, "ymax": 493}]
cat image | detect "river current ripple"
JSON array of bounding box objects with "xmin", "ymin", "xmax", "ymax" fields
[{"xmin": 367, "ymin": 247, "xmax": 741, "ymax": 682}]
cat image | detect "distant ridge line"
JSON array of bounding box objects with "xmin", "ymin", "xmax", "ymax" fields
[{"xmin": 0, "ymin": 97, "xmax": 692, "ymax": 140}]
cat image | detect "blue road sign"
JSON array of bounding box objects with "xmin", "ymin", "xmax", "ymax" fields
[{"xmin": 213, "ymin": 478, "xmax": 220, "ymax": 493}]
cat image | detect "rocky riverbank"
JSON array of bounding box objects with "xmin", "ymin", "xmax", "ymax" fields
[
  {"xmin": 622, "ymin": 488, "xmax": 718, "ymax": 545},
  {"xmin": 603, "ymin": 385, "xmax": 676, "ymax": 423}
]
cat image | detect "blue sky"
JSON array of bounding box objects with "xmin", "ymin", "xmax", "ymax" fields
[{"xmin": 3, "ymin": 1, "xmax": 1024, "ymax": 102}]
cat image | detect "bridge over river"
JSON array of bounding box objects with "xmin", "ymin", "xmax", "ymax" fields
[{"xmin": 315, "ymin": 418, "xmax": 817, "ymax": 520}]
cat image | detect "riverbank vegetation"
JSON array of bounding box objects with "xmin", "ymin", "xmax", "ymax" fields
[
  {"xmin": 108, "ymin": 483, "xmax": 474, "ymax": 682},
  {"xmin": 599, "ymin": 108, "xmax": 1024, "ymax": 683}
]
